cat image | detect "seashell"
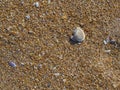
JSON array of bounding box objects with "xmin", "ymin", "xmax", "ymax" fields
[
  {"xmin": 9, "ymin": 62, "xmax": 16, "ymax": 67},
  {"xmin": 71, "ymin": 27, "xmax": 85, "ymax": 43}
]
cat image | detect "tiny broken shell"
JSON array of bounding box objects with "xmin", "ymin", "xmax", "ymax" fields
[{"xmin": 71, "ymin": 27, "xmax": 85, "ymax": 43}]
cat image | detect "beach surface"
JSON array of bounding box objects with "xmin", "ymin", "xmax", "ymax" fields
[{"xmin": 0, "ymin": 0, "xmax": 120, "ymax": 90}]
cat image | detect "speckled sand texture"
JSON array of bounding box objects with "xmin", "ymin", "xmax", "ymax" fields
[{"xmin": 0, "ymin": 0, "xmax": 120, "ymax": 90}]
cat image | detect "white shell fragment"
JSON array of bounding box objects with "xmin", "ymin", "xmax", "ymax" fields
[
  {"xmin": 33, "ymin": 2, "xmax": 39, "ymax": 8},
  {"xmin": 71, "ymin": 27, "xmax": 85, "ymax": 43}
]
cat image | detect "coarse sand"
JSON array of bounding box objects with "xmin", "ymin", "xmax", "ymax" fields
[{"xmin": 0, "ymin": 0, "xmax": 120, "ymax": 90}]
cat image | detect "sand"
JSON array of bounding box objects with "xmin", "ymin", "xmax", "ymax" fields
[{"xmin": 0, "ymin": 0, "xmax": 120, "ymax": 90}]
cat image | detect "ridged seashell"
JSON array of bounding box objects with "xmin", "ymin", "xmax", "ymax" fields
[{"xmin": 71, "ymin": 27, "xmax": 85, "ymax": 43}]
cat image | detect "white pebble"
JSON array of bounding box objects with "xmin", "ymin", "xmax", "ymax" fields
[
  {"xmin": 53, "ymin": 66, "xmax": 57, "ymax": 70},
  {"xmin": 63, "ymin": 79, "xmax": 66, "ymax": 82},
  {"xmin": 103, "ymin": 40, "xmax": 108, "ymax": 45},
  {"xmin": 33, "ymin": 66, "xmax": 38, "ymax": 70},
  {"xmin": 21, "ymin": 62, "xmax": 25, "ymax": 66},
  {"xmin": 26, "ymin": 15, "xmax": 30, "ymax": 19},
  {"xmin": 71, "ymin": 27, "xmax": 85, "ymax": 43},
  {"xmin": 38, "ymin": 64, "xmax": 42, "ymax": 68},
  {"xmin": 33, "ymin": 2, "xmax": 39, "ymax": 8},
  {"xmin": 104, "ymin": 50, "xmax": 111, "ymax": 53},
  {"xmin": 54, "ymin": 73, "xmax": 60, "ymax": 76}
]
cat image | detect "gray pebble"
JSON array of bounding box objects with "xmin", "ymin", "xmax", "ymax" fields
[
  {"xmin": 71, "ymin": 27, "xmax": 85, "ymax": 43},
  {"xmin": 9, "ymin": 62, "xmax": 16, "ymax": 67}
]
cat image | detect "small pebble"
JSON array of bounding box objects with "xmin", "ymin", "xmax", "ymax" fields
[
  {"xmin": 28, "ymin": 30, "xmax": 35, "ymax": 34},
  {"xmin": 113, "ymin": 82, "xmax": 120, "ymax": 88},
  {"xmin": 33, "ymin": 2, "xmax": 39, "ymax": 8},
  {"xmin": 25, "ymin": 15, "xmax": 30, "ymax": 19},
  {"xmin": 71, "ymin": 27, "xmax": 85, "ymax": 43},
  {"xmin": 63, "ymin": 86, "xmax": 67, "ymax": 90},
  {"xmin": 54, "ymin": 73, "xmax": 60, "ymax": 76},
  {"xmin": 33, "ymin": 66, "xmax": 38, "ymax": 70},
  {"xmin": 103, "ymin": 40, "xmax": 108, "ymax": 45},
  {"xmin": 21, "ymin": 62, "xmax": 25, "ymax": 66},
  {"xmin": 20, "ymin": 0, "xmax": 24, "ymax": 5},
  {"xmin": 48, "ymin": 0, "xmax": 51, "ymax": 4},
  {"xmin": 104, "ymin": 50, "xmax": 111, "ymax": 53},
  {"xmin": 34, "ymin": 86, "xmax": 37, "ymax": 89},
  {"xmin": 8, "ymin": 62, "xmax": 16, "ymax": 67},
  {"xmin": 38, "ymin": 64, "xmax": 42, "ymax": 69},
  {"xmin": 47, "ymin": 82, "xmax": 51, "ymax": 87},
  {"xmin": 63, "ymin": 79, "xmax": 66, "ymax": 82},
  {"xmin": 53, "ymin": 66, "xmax": 57, "ymax": 70},
  {"xmin": 103, "ymin": 37, "xmax": 110, "ymax": 45}
]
